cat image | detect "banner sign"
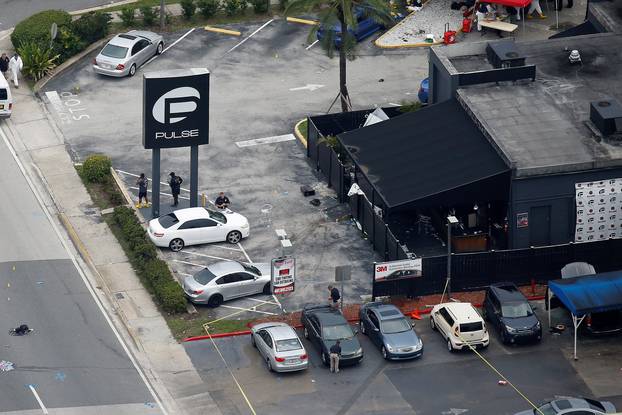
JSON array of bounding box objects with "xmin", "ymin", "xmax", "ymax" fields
[
  {"xmin": 143, "ymin": 68, "xmax": 209, "ymax": 149},
  {"xmin": 271, "ymin": 257, "xmax": 295, "ymax": 295},
  {"xmin": 374, "ymin": 258, "xmax": 422, "ymax": 282},
  {"xmin": 575, "ymin": 178, "xmax": 622, "ymax": 243}
]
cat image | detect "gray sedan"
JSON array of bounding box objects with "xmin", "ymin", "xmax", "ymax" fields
[
  {"xmin": 251, "ymin": 322, "xmax": 308, "ymax": 372},
  {"xmin": 93, "ymin": 30, "xmax": 163, "ymax": 77},
  {"xmin": 183, "ymin": 260, "xmax": 271, "ymax": 306},
  {"xmin": 515, "ymin": 397, "xmax": 616, "ymax": 415}
]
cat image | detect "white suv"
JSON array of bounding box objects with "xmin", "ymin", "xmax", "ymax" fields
[
  {"xmin": 430, "ymin": 302, "xmax": 489, "ymax": 352},
  {"xmin": 0, "ymin": 73, "xmax": 12, "ymax": 119}
]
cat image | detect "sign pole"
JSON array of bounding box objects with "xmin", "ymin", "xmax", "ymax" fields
[
  {"xmin": 190, "ymin": 145, "xmax": 198, "ymax": 207},
  {"xmin": 371, "ymin": 262, "xmax": 376, "ymax": 302},
  {"xmin": 152, "ymin": 148, "xmax": 160, "ymax": 218}
]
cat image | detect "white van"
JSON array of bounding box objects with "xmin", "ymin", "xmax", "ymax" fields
[
  {"xmin": 0, "ymin": 72, "xmax": 13, "ymax": 118},
  {"xmin": 430, "ymin": 302, "xmax": 489, "ymax": 352}
]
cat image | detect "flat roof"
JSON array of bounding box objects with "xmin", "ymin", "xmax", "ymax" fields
[{"xmin": 435, "ymin": 33, "xmax": 622, "ymax": 177}]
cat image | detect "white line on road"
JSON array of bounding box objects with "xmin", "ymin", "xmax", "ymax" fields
[
  {"xmin": 128, "ymin": 186, "xmax": 190, "ymax": 201},
  {"xmin": 237, "ymin": 242, "xmax": 252, "ymax": 263},
  {"xmin": 28, "ymin": 385, "xmax": 49, "ymax": 414},
  {"xmin": 181, "ymin": 250, "xmax": 233, "ymax": 262},
  {"xmin": 226, "ymin": 19, "xmax": 274, "ymax": 53},
  {"xmin": 144, "ymin": 28, "xmax": 195, "ymax": 67},
  {"xmin": 173, "ymin": 259, "xmax": 207, "ymax": 268},
  {"xmin": 220, "ymin": 304, "xmax": 277, "ymax": 315},
  {"xmin": 188, "ymin": 244, "xmax": 242, "ymax": 252},
  {"xmin": 388, "ymin": 102, "xmax": 401, "ymax": 106},
  {"xmin": 235, "ymin": 134, "xmax": 296, "ymax": 148},
  {"xmin": 117, "ymin": 170, "xmax": 193, "ymax": 194},
  {"xmin": 305, "ymin": 39, "xmax": 319, "ymax": 50},
  {"xmin": 246, "ymin": 297, "xmax": 280, "ymax": 306},
  {"xmin": 178, "ymin": 272, "xmax": 193, "ymax": 277}
]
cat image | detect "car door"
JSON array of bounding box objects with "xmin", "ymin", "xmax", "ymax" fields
[
  {"xmin": 176, "ymin": 219, "xmax": 205, "ymax": 244},
  {"xmin": 192, "ymin": 218, "xmax": 220, "ymax": 243},
  {"xmin": 214, "ymin": 274, "xmax": 243, "ymax": 300},
  {"xmin": 133, "ymin": 39, "xmax": 151, "ymax": 66},
  {"xmin": 257, "ymin": 329, "xmax": 273, "ymax": 360},
  {"xmin": 437, "ymin": 308, "xmax": 454, "ymax": 339},
  {"xmin": 490, "ymin": 295, "xmax": 502, "ymax": 331},
  {"xmin": 235, "ymin": 272, "xmax": 258, "ymax": 297},
  {"xmin": 367, "ymin": 310, "xmax": 382, "ymax": 346},
  {"xmin": 308, "ymin": 316, "xmax": 321, "ymax": 347}
]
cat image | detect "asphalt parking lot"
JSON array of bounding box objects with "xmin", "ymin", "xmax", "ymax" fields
[
  {"xmin": 40, "ymin": 20, "xmax": 429, "ymax": 319},
  {"xmin": 185, "ymin": 305, "xmax": 622, "ymax": 415}
]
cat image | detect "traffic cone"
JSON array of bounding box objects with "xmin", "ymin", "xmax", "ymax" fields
[{"xmin": 410, "ymin": 309, "xmax": 422, "ymax": 320}]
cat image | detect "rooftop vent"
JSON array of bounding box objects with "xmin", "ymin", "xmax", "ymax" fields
[
  {"xmin": 590, "ymin": 99, "xmax": 622, "ymax": 136},
  {"xmin": 486, "ymin": 41, "xmax": 526, "ymax": 69}
]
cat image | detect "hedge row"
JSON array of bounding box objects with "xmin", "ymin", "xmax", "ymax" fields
[{"xmin": 112, "ymin": 206, "xmax": 186, "ymax": 314}]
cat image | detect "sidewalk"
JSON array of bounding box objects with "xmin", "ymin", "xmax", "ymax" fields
[{"xmin": 0, "ymin": 36, "xmax": 221, "ymax": 415}]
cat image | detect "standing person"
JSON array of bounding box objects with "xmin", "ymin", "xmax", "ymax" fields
[
  {"xmin": 328, "ymin": 284, "xmax": 341, "ymax": 309},
  {"xmin": 8, "ymin": 53, "xmax": 23, "ymax": 88},
  {"xmin": 0, "ymin": 53, "xmax": 9, "ymax": 78},
  {"xmin": 329, "ymin": 340, "xmax": 341, "ymax": 373},
  {"xmin": 526, "ymin": 0, "xmax": 546, "ymax": 18},
  {"xmin": 168, "ymin": 172, "xmax": 183, "ymax": 207},
  {"xmin": 215, "ymin": 192, "xmax": 230, "ymax": 209},
  {"xmin": 135, "ymin": 173, "xmax": 150, "ymax": 208}
]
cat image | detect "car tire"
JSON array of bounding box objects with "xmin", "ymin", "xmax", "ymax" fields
[
  {"xmin": 226, "ymin": 231, "xmax": 242, "ymax": 244},
  {"xmin": 169, "ymin": 238, "xmax": 184, "ymax": 252},
  {"xmin": 430, "ymin": 316, "xmax": 436, "ymax": 331},
  {"xmin": 128, "ymin": 64, "xmax": 136, "ymax": 77},
  {"xmin": 304, "ymin": 327, "xmax": 309, "ymax": 339},
  {"xmin": 208, "ymin": 294, "xmax": 223, "ymax": 307},
  {"xmin": 262, "ymin": 283, "xmax": 271, "ymax": 295},
  {"xmin": 321, "ymin": 352, "xmax": 329, "ymax": 366},
  {"xmin": 266, "ymin": 358, "xmax": 273, "ymax": 372},
  {"xmin": 156, "ymin": 42, "xmax": 164, "ymax": 55},
  {"xmin": 447, "ymin": 338, "xmax": 454, "ymax": 352},
  {"xmin": 360, "ymin": 320, "xmax": 366, "ymax": 335},
  {"xmin": 251, "ymin": 334, "xmax": 256, "ymax": 348},
  {"xmin": 482, "ymin": 309, "xmax": 488, "ymax": 321},
  {"xmin": 381, "ymin": 346, "xmax": 389, "ymax": 360}
]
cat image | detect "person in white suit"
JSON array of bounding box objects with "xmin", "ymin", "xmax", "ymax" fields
[{"xmin": 8, "ymin": 54, "xmax": 23, "ymax": 88}]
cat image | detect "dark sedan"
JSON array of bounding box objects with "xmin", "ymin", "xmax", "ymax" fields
[
  {"xmin": 301, "ymin": 304, "xmax": 363, "ymax": 367},
  {"xmin": 483, "ymin": 282, "xmax": 542, "ymax": 344},
  {"xmin": 359, "ymin": 302, "xmax": 423, "ymax": 360}
]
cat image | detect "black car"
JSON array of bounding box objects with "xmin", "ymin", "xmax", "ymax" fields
[
  {"xmin": 301, "ymin": 304, "xmax": 363, "ymax": 367},
  {"xmin": 483, "ymin": 282, "xmax": 542, "ymax": 344}
]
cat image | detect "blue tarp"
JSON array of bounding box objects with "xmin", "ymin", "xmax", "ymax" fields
[{"xmin": 549, "ymin": 271, "xmax": 622, "ymax": 316}]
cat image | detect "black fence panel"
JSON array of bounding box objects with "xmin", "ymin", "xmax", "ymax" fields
[
  {"xmin": 362, "ymin": 199, "xmax": 375, "ymax": 239},
  {"xmin": 318, "ymin": 144, "xmax": 332, "ymax": 184},
  {"xmin": 307, "ymin": 118, "xmax": 320, "ymax": 166},
  {"xmin": 329, "ymin": 150, "xmax": 343, "ymax": 195},
  {"xmin": 386, "ymin": 229, "xmax": 399, "ymax": 261},
  {"xmin": 373, "ymin": 216, "xmax": 387, "ymax": 257}
]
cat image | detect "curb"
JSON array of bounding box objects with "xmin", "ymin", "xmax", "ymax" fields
[
  {"xmin": 294, "ymin": 118, "xmax": 307, "ymax": 148},
  {"xmin": 204, "ymin": 26, "xmax": 242, "ymax": 36},
  {"xmin": 69, "ymin": 0, "xmax": 139, "ymax": 16},
  {"xmin": 286, "ymin": 16, "xmax": 318, "ymax": 25}
]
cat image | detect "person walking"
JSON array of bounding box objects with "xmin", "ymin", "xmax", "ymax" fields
[
  {"xmin": 527, "ymin": 0, "xmax": 546, "ymax": 18},
  {"xmin": 168, "ymin": 172, "xmax": 183, "ymax": 207},
  {"xmin": 329, "ymin": 340, "xmax": 341, "ymax": 373},
  {"xmin": 135, "ymin": 173, "xmax": 150, "ymax": 208},
  {"xmin": 328, "ymin": 284, "xmax": 341, "ymax": 309},
  {"xmin": 215, "ymin": 192, "xmax": 230, "ymax": 209},
  {"xmin": 0, "ymin": 53, "xmax": 9, "ymax": 77},
  {"xmin": 8, "ymin": 53, "xmax": 23, "ymax": 88}
]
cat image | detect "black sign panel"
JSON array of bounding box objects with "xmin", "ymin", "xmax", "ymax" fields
[{"xmin": 143, "ymin": 69, "xmax": 209, "ymax": 149}]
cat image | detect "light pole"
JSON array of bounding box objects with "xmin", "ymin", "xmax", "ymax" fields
[{"xmin": 446, "ymin": 215, "xmax": 458, "ymax": 300}]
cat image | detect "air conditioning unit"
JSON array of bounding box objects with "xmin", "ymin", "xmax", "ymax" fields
[
  {"xmin": 590, "ymin": 99, "xmax": 622, "ymax": 136},
  {"xmin": 486, "ymin": 40, "xmax": 526, "ymax": 69}
]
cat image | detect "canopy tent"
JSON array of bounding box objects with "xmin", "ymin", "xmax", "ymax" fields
[
  {"xmin": 477, "ymin": 0, "xmax": 561, "ymax": 32},
  {"xmin": 548, "ymin": 271, "xmax": 622, "ymax": 359}
]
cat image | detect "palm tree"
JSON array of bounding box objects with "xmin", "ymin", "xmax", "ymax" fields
[{"xmin": 285, "ymin": 0, "xmax": 393, "ymax": 112}]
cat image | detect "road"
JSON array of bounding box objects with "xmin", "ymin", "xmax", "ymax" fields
[
  {"xmin": 0, "ymin": 0, "xmax": 127, "ymax": 30},
  {"xmin": 0, "ymin": 127, "xmax": 163, "ymax": 414}
]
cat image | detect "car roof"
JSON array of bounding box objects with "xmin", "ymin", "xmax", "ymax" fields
[
  {"xmin": 366, "ymin": 303, "xmax": 404, "ymax": 320},
  {"xmin": 108, "ymin": 33, "xmax": 139, "ymax": 47},
  {"xmin": 442, "ymin": 302, "xmax": 482, "ymax": 321},
  {"xmin": 172, "ymin": 207, "xmax": 210, "ymax": 221},
  {"xmin": 206, "ymin": 261, "xmax": 245, "ymax": 277},
  {"xmin": 265, "ymin": 325, "xmax": 298, "ymax": 341},
  {"xmin": 306, "ymin": 305, "xmax": 348, "ymax": 325},
  {"xmin": 490, "ymin": 283, "xmax": 528, "ymax": 302}
]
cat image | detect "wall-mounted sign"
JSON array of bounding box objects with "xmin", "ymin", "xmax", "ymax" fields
[
  {"xmin": 516, "ymin": 212, "xmax": 529, "ymax": 228},
  {"xmin": 271, "ymin": 257, "xmax": 295, "ymax": 295},
  {"xmin": 143, "ymin": 68, "xmax": 209, "ymax": 149},
  {"xmin": 374, "ymin": 258, "xmax": 422, "ymax": 282},
  {"xmin": 575, "ymin": 178, "xmax": 622, "ymax": 243}
]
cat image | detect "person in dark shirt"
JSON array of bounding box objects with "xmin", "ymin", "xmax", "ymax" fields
[
  {"xmin": 0, "ymin": 53, "xmax": 9, "ymax": 76},
  {"xmin": 135, "ymin": 173, "xmax": 149, "ymax": 208},
  {"xmin": 168, "ymin": 172, "xmax": 183, "ymax": 207},
  {"xmin": 328, "ymin": 284, "xmax": 341, "ymax": 308},
  {"xmin": 215, "ymin": 192, "xmax": 230, "ymax": 209},
  {"xmin": 329, "ymin": 340, "xmax": 341, "ymax": 373}
]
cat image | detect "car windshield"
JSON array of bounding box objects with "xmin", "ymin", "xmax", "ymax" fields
[
  {"xmin": 502, "ymin": 302, "xmax": 533, "ymax": 318},
  {"xmin": 193, "ymin": 268, "xmax": 218, "ymax": 285},
  {"xmin": 158, "ymin": 213, "xmax": 179, "ymax": 229},
  {"xmin": 241, "ymin": 263, "xmax": 260, "ymax": 275},
  {"xmin": 206, "ymin": 208, "xmax": 227, "ymax": 224},
  {"xmin": 275, "ymin": 338, "xmax": 302, "ymax": 352},
  {"xmin": 322, "ymin": 324, "xmax": 354, "ymax": 340},
  {"xmin": 533, "ymin": 403, "xmax": 558, "ymax": 415},
  {"xmin": 381, "ymin": 318, "xmax": 412, "ymax": 334},
  {"xmin": 101, "ymin": 43, "xmax": 128, "ymax": 59}
]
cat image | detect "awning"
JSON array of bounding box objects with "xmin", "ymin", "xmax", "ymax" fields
[
  {"xmin": 485, "ymin": 0, "xmax": 531, "ymax": 8},
  {"xmin": 338, "ymin": 99, "xmax": 510, "ymax": 210},
  {"xmin": 548, "ymin": 271, "xmax": 622, "ymax": 316}
]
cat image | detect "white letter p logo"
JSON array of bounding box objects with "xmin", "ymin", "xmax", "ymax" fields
[{"xmin": 152, "ymin": 87, "xmax": 200, "ymax": 124}]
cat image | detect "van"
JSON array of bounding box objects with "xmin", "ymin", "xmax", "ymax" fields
[
  {"xmin": 0, "ymin": 73, "xmax": 12, "ymax": 119},
  {"xmin": 430, "ymin": 302, "xmax": 489, "ymax": 352}
]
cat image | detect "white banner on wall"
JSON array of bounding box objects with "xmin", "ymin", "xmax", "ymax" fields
[{"xmin": 575, "ymin": 178, "xmax": 622, "ymax": 243}]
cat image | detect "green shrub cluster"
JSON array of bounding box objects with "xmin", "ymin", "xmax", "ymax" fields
[
  {"xmin": 181, "ymin": 0, "xmax": 197, "ymax": 19},
  {"xmin": 140, "ymin": 6, "xmax": 157, "ymax": 26},
  {"xmin": 120, "ymin": 7, "xmax": 136, "ymax": 26},
  {"xmin": 82, "ymin": 154, "xmax": 112, "ymax": 183},
  {"xmin": 112, "ymin": 206, "xmax": 186, "ymax": 314},
  {"xmin": 251, "ymin": 0, "xmax": 269, "ymax": 14},
  {"xmin": 11, "ymin": 10, "xmax": 72, "ymax": 50},
  {"xmin": 197, "ymin": 0, "xmax": 220, "ymax": 18},
  {"xmin": 17, "ymin": 43, "xmax": 60, "ymax": 81}
]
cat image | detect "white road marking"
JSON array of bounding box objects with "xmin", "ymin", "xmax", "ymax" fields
[
  {"xmin": 189, "ymin": 244, "xmax": 242, "ymax": 252},
  {"xmin": 173, "ymin": 259, "xmax": 207, "ymax": 268},
  {"xmin": 29, "ymin": 384, "xmax": 49, "ymax": 414},
  {"xmin": 144, "ymin": 28, "xmax": 195, "ymax": 66},
  {"xmin": 178, "ymin": 272, "xmax": 193, "ymax": 277},
  {"xmin": 289, "ymin": 84, "xmax": 325, "ymax": 91},
  {"xmin": 117, "ymin": 169, "xmax": 193, "ymax": 194},
  {"xmin": 45, "ymin": 91, "xmax": 63, "ymax": 106},
  {"xmin": 388, "ymin": 102, "xmax": 401, "ymax": 106},
  {"xmin": 129, "ymin": 186, "xmax": 190, "ymax": 201},
  {"xmin": 220, "ymin": 304, "xmax": 277, "ymax": 315},
  {"xmin": 226, "ymin": 19, "xmax": 275, "ymax": 53},
  {"xmin": 305, "ymin": 39, "xmax": 319, "ymax": 50},
  {"xmin": 246, "ymin": 297, "xmax": 280, "ymax": 306},
  {"xmin": 181, "ymin": 250, "xmax": 233, "ymax": 262},
  {"xmin": 235, "ymin": 134, "xmax": 296, "ymax": 148},
  {"xmin": 237, "ymin": 242, "xmax": 252, "ymax": 263}
]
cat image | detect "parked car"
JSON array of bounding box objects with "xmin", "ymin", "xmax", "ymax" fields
[
  {"xmin": 301, "ymin": 304, "xmax": 363, "ymax": 367},
  {"xmin": 93, "ymin": 30, "xmax": 164, "ymax": 77},
  {"xmin": 316, "ymin": 8, "xmax": 390, "ymax": 48},
  {"xmin": 182, "ymin": 260, "xmax": 270, "ymax": 306},
  {"xmin": 250, "ymin": 322, "xmax": 308, "ymax": 372},
  {"xmin": 417, "ymin": 77, "xmax": 429, "ymax": 105},
  {"xmin": 148, "ymin": 207, "xmax": 249, "ymax": 251},
  {"xmin": 359, "ymin": 302, "xmax": 423, "ymax": 360},
  {"xmin": 430, "ymin": 302, "xmax": 489, "ymax": 352},
  {"xmin": 514, "ymin": 397, "xmax": 616, "ymax": 414},
  {"xmin": 0, "ymin": 72, "xmax": 12, "ymax": 118},
  {"xmin": 483, "ymin": 282, "xmax": 542, "ymax": 344}
]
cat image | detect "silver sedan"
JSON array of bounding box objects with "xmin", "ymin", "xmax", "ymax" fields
[
  {"xmin": 251, "ymin": 322, "xmax": 309, "ymax": 372},
  {"xmin": 93, "ymin": 30, "xmax": 163, "ymax": 77}
]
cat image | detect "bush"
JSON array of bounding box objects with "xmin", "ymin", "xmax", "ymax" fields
[
  {"xmin": 140, "ymin": 6, "xmax": 157, "ymax": 26},
  {"xmin": 155, "ymin": 280, "xmax": 187, "ymax": 313},
  {"xmin": 251, "ymin": 0, "xmax": 269, "ymax": 13},
  {"xmin": 197, "ymin": 0, "xmax": 220, "ymax": 18},
  {"xmin": 180, "ymin": 0, "xmax": 197, "ymax": 19},
  {"xmin": 239, "ymin": 0, "xmax": 248, "ymax": 13},
  {"xmin": 56, "ymin": 27, "xmax": 86, "ymax": 61},
  {"xmin": 71, "ymin": 11, "xmax": 112, "ymax": 44},
  {"xmin": 82, "ymin": 154, "xmax": 112, "ymax": 183},
  {"xmin": 17, "ymin": 43, "xmax": 60, "ymax": 82},
  {"xmin": 223, "ymin": 0, "xmax": 241, "ymax": 16},
  {"xmin": 11, "ymin": 10, "xmax": 72, "ymax": 50},
  {"xmin": 120, "ymin": 7, "xmax": 136, "ymax": 26}
]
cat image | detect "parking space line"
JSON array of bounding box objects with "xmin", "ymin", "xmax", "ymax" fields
[
  {"xmin": 237, "ymin": 242, "xmax": 252, "ymax": 263},
  {"xmin": 129, "ymin": 186, "xmax": 190, "ymax": 201},
  {"xmin": 226, "ymin": 19, "xmax": 275, "ymax": 54},
  {"xmin": 181, "ymin": 250, "xmax": 233, "ymax": 262},
  {"xmin": 306, "ymin": 39, "xmax": 319, "ymax": 50},
  {"xmin": 178, "ymin": 272, "xmax": 193, "ymax": 277},
  {"xmin": 220, "ymin": 304, "xmax": 277, "ymax": 315},
  {"xmin": 117, "ymin": 169, "xmax": 193, "ymax": 194},
  {"xmin": 28, "ymin": 385, "xmax": 49, "ymax": 414},
  {"xmin": 188, "ymin": 244, "xmax": 241, "ymax": 252},
  {"xmin": 144, "ymin": 28, "xmax": 195, "ymax": 67},
  {"xmin": 246, "ymin": 297, "xmax": 280, "ymax": 306},
  {"xmin": 235, "ymin": 134, "xmax": 296, "ymax": 148},
  {"xmin": 205, "ymin": 301, "xmax": 275, "ymax": 325},
  {"xmin": 173, "ymin": 259, "xmax": 207, "ymax": 268}
]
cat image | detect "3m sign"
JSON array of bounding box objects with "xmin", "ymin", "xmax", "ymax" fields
[{"xmin": 271, "ymin": 257, "xmax": 296, "ymax": 295}]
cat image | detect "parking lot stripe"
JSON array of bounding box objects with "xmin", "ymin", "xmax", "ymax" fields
[
  {"xmin": 226, "ymin": 19, "xmax": 275, "ymax": 54},
  {"xmin": 128, "ymin": 186, "xmax": 190, "ymax": 201},
  {"xmin": 28, "ymin": 385, "xmax": 49, "ymax": 414},
  {"xmin": 246, "ymin": 297, "xmax": 280, "ymax": 306},
  {"xmin": 305, "ymin": 39, "xmax": 319, "ymax": 50},
  {"xmin": 188, "ymin": 244, "xmax": 241, "ymax": 252},
  {"xmin": 180, "ymin": 251, "xmax": 232, "ymax": 262},
  {"xmin": 173, "ymin": 259, "xmax": 208, "ymax": 268},
  {"xmin": 220, "ymin": 304, "xmax": 277, "ymax": 315},
  {"xmin": 237, "ymin": 242, "xmax": 252, "ymax": 263},
  {"xmin": 117, "ymin": 170, "xmax": 194, "ymax": 194},
  {"xmin": 235, "ymin": 134, "xmax": 296, "ymax": 148},
  {"xmin": 144, "ymin": 28, "xmax": 196, "ymax": 68}
]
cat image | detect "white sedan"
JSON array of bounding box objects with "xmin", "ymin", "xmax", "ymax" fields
[{"xmin": 148, "ymin": 207, "xmax": 249, "ymax": 251}]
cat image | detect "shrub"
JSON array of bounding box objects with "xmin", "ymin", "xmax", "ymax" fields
[
  {"xmin": 71, "ymin": 11, "xmax": 112, "ymax": 43},
  {"xmin": 140, "ymin": 6, "xmax": 157, "ymax": 26},
  {"xmin": 56, "ymin": 27, "xmax": 86, "ymax": 61},
  {"xmin": 120, "ymin": 7, "xmax": 136, "ymax": 26},
  {"xmin": 155, "ymin": 280, "xmax": 187, "ymax": 313},
  {"xmin": 11, "ymin": 10, "xmax": 72, "ymax": 50},
  {"xmin": 251, "ymin": 0, "xmax": 269, "ymax": 13},
  {"xmin": 81, "ymin": 154, "xmax": 112, "ymax": 183},
  {"xmin": 17, "ymin": 43, "xmax": 60, "ymax": 82},
  {"xmin": 223, "ymin": 0, "xmax": 241, "ymax": 16},
  {"xmin": 197, "ymin": 0, "xmax": 220, "ymax": 18},
  {"xmin": 180, "ymin": 0, "xmax": 197, "ymax": 19},
  {"xmin": 239, "ymin": 0, "xmax": 248, "ymax": 13},
  {"xmin": 165, "ymin": 10, "xmax": 173, "ymax": 25}
]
